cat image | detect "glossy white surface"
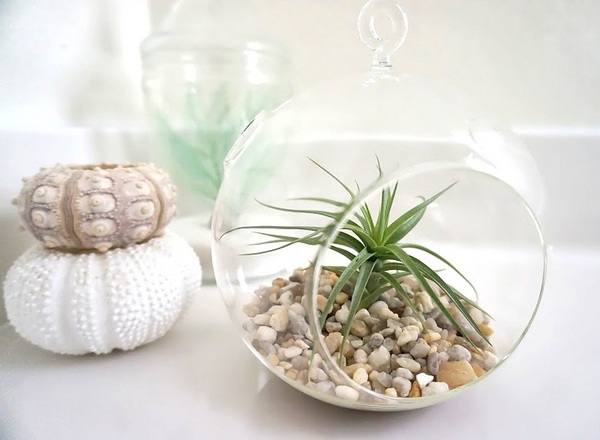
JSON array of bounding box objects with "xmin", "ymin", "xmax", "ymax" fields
[{"xmin": 1, "ymin": 246, "xmax": 598, "ymax": 439}]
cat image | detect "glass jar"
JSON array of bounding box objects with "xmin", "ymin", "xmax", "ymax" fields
[
  {"xmin": 212, "ymin": 0, "xmax": 546, "ymax": 410},
  {"xmin": 141, "ymin": 0, "xmax": 290, "ymax": 280}
]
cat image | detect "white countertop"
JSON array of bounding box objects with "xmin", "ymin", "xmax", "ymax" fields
[{"xmin": 1, "ymin": 246, "xmax": 598, "ymax": 439}]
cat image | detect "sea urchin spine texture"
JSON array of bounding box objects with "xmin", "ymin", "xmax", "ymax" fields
[
  {"xmin": 3, "ymin": 231, "xmax": 202, "ymax": 355},
  {"xmin": 15, "ymin": 163, "xmax": 177, "ymax": 252}
]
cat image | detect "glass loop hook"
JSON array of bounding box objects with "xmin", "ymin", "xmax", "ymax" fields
[{"xmin": 358, "ymin": 0, "xmax": 408, "ymax": 70}]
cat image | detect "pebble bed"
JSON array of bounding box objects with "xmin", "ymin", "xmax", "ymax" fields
[{"xmin": 242, "ymin": 268, "xmax": 499, "ymax": 403}]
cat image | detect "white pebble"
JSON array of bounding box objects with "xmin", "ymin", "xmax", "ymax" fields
[
  {"xmin": 252, "ymin": 313, "xmax": 271, "ymax": 325},
  {"xmin": 256, "ymin": 326, "xmax": 277, "ymax": 343},
  {"xmin": 421, "ymin": 381, "xmax": 450, "ymax": 396},
  {"xmin": 335, "ymin": 385, "xmax": 360, "ymax": 401},
  {"xmin": 335, "ymin": 306, "xmax": 350, "ymax": 324},
  {"xmin": 367, "ymin": 346, "xmax": 391, "ymax": 371},
  {"xmin": 416, "ymin": 372, "xmax": 434, "ymax": 389},
  {"xmin": 397, "ymin": 357, "xmax": 421, "ymax": 374},
  {"xmin": 283, "ymin": 346, "xmax": 303, "ymax": 359},
  {"xmin": 396, "ymin": 330, "xmax": 418, "ymax": 347},
  {"xmin": 354, "ymin": 349, "xmax": 368, "ymax": 364}
]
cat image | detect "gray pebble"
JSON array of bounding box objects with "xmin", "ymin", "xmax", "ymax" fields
[
  {"xmin": 392, "ymin": 376, "xmax": 412, "ymax": 397},
  {"xmin": 426, "ymin": 351, "xmax": 449, "ymax": 375},
  {"xmin": 410, "ymin": 340, "xmax": 430, "ymax": 359},
  {"xmin": 447, "ymin": 344, "xmax": 472, "ymax": 362},
  {"xmin": 289, "ymin": 314, "xmax": 309, "ymax": 334},
  {"xmin": 291, "ymin": 355, "xmax": 310, "ymax": 371}
]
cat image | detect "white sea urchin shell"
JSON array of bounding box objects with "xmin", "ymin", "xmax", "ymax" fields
[
  {"xmin": 15, "ymin": 163, "xmax": 177, "ymax": 252},
  {"xmin": 3, "ymin": 230, "xmax": 201, "ymax": 355}
]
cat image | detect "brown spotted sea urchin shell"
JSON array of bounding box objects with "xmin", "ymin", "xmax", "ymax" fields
[{"xmin": 14, "ymin": 163, "xmax": 177, "ymax": 252}]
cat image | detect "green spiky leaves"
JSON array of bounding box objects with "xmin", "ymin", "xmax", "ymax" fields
[{"xmin": 225, "ymin": 158, "xmax": 491, "ymax": 359}]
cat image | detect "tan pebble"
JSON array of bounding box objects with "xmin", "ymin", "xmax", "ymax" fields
[
  {"xmin": 285, "ymin": 368, "xmax": 299, "ymax": 380},
  {"xmin": 316, "ymin": 295, "xmax": 328, "ymax": 312},
  {"xmin": 324, "ymin": 332, "xmax": 342, "ymax": 354},
  {"xmin": 343, "ymin": 363, "xmax": 373, "ymax": 376},
  {"xmin": 470, "ymin": 362, "xmax": 486, "ymax": 377},
  {"xmin": 408, "ymin": 380, "xmax": 421, "ymax": 397},
  {"xmin": 424, "ymin": 332, "xmax": 441, "ymax": 343},
  {"xmin": 349, "ymin": 320, "xmax": 369, "ymax": 337},
  {"xmin": 384, "ymin": 388, "xmax": 398, "ymax": 398},
  {"xmin": 243, "ymin": 303, "xmax": 260, "ymax": 318},
  {"xmin": 368, "ymin": 370, "xmax": 379, "ymax": 382},
  {"xmin": 266, "ymin": 353, "xmax": 280, "ymax": 367},
  {"xmin": 272, "ymin": 278, "xmax": 286, "ymax": 288},
  {"xmin": 335, "ymin": 292, "xmax": 349, "ymax": 304},
  {"xmin": 436, "ymin": 360, "xmax": 478, "ymax": 390},
  {"xmin": 281, "ymin": 338, "xmax": 296, "ymax": 349},
  {"xmin": 269, "ymin": 309, "xmax": 289, "ymax": 332},
  {"xmin": 478, "ymin": 323, "xmax": 494, "ymax": 337},
  {"xmin": 279, "ymin": 361, "xmax": 292, "ymax": 370},
  {"xmin": 352, "ymin": 367, "xmax": 369, "ymax": 384}
]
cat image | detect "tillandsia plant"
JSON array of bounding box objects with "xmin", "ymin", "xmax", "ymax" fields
[{"xmin": 228, "ymin": 158, "xmax": 491, "ymax": 364}]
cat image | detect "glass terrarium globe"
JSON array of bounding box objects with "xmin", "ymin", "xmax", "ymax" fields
[{"xmin": 212, "ymin": 0, "xmax": 546, "ymax": 410}]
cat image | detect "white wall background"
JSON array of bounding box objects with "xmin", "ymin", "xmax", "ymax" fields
[{"xmin": 1, "ymin": 0, "xmax": 599, "ymax": 323}]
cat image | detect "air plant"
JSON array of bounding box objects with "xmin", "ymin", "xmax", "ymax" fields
[{"xmin": 228, "ymin": 158, "xmax": 491, "ymax": 362}]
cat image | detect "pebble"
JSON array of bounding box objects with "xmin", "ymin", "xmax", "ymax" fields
[
  {"xmin": 375, "ymin": 372, "xmax": 393, "ymax": 388},
  {"xmin": 397, "ymin": 357, "xmax": 422, "ymax": 374},
  {"xmin": 279, "ymin": 290, "xmax": 293, "ymax": 305},
  {"xmin": 436, "ymin": 360, "xmax": 478, "ymax": 389},
  {"xmin": 314, "ymin": 380, "xmax": 335, "ymax": 395},
  {"xmin": 421, "ymin": 381, "xmax": 450, "ymax": 396},
  {"xmin": 396, "ymin": 329, "xmax": 418, "ymax": 347},
  {"xmin": 415, "ymin": 292, "xmax": 434, "ymax": 313},
  {"xmin": 266, "ymin": 353, "xmax": 280, "ymax": 367},
  {"xmin": 291, "ymin": 356, "xmax": 309, "ymax": 371},
  {"xmin": 325, "ymin": 321, "xmax": 343, "ymax": 333},
  {"xmin": 252, "ymin": 313, "xmax": 271, "ymax": 325},
  {"xmin": 410, "ymin": 340, "xmax": 431, "ymax": 359},
  {"xmin": 256, "ymin": 326, "xmax": 277, "ymax": 343},
  {"xmin": 309, "ymin": 367, "xmax": 329, "ymax": 382},
  {"xmin": 352, "ymin": 367, "xmax": 369, "ymax": 384},
  {"xmin": 335, "ymin": 307, "xmax": 350, "ymax": 324},
  {"xmin": 324, "ymin": 332, "xmax": 342, "ymax": 355},
  {"xmin": 384, "ymin": 388, "xmax": 398, "ymax": 398},
  {"xmin": 350, "ymin": 320, "xmax": 369, "ymax": 337},
  {"xmin": 269, "ymin": 307, "xmax": 289, "ymax": 332},
  {"xmin": 354, "ymin": 349, "xmax": 368, "ymax": 364},
  {"xmin": 289, "ymin": 303, "xmax": 306, "ymax": 316},
  {"xmin": 289, "ymin": 314, "xmax": 308, "ymax": 335},
  {"xmin": 392, "ymin": 376, "xmax": 411, "ymax": 397},
  {"xmin": 367, "ymin": 346, "xmax": 391, "ymax": 371},
  {"xmin": 344, "ymin": 363, "xmax": 373, "ymax": 376},
  {"xmin": 426, "ymin": 351, "xmax": 449, "ymax": 375},
  {"xmin": 416, "ymin": 372, "xmax": 434, "ymax": 389},
  {"xmin": 335, "ymin": 385, "xmax": 360, "ymax": 401},
  {"xmin": 447, "ymin": 344, "xmax": 472, "ymax": 362},
  {"xmin": 393, "ymin": 367, "xmax": 414, "ymax": 380},
  {"xmin": 482, "ymin": 351, "xmax": 499, "ymax": 370},
  {"xmin": 283, "ymin": 346, "xmax": 303, "ymax": 359}
]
